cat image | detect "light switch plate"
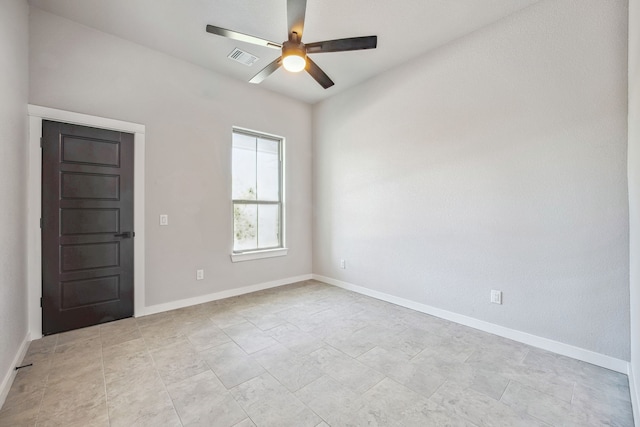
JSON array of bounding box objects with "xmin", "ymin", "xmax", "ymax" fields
[
  {"xmin": 491, "ymin": 290, "xmax": 502, "ymax": 304},
  {"xmin": 159, "ymin": 214, "xmax": 168, "ymax": 226}
]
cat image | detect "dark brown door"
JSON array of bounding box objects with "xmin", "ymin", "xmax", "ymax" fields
[{"xmin": 42, "ymin": 120, "xmax": 134, "ymax": 335}]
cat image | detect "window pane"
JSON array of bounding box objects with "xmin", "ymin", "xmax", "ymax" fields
[
  {"xmin": 256, "ymin": 138, "xmax": 279, "ymax": 201},
  {"xmin": 233, "ymin": 203, "xmax": 257, "ymax": 251},
  {"xmin": 232, "ymin": 133, "xmax": 256, "ymax": 200},
  {"xmin": 257, "ymin": 204, "xmax": 280, "ymax": 248}
]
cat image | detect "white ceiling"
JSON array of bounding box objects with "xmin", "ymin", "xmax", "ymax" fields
[{"xmin": 28, "ymin": 0, "xmax": 539, "ymax": 104}]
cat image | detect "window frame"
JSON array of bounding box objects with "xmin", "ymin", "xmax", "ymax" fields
[{"xmin": 230, "ymin": 127, "xmax": 287, "ymax": 262}]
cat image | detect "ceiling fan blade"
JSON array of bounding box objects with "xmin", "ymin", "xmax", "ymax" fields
[
  {"xmin": 305, "ymin": 57, "xmax": 334, "ymax": 89},
  {"xmin": 249, "ymin": 57, "xmax": 283, "ymax": 84},
  {"xmin": 287, "ymin": 0, "xmax": 307, "ymax": 39},
  {"xmin": 206, "ymin": 25, "xmax": 281, "ymax": 49},
  {"xmin": 306, "ymin": 36, "xmax": 377, "ymax": 54}
]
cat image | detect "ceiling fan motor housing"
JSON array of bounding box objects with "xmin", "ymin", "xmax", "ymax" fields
[{"xmin": 282, "ymin": 39, "xmax": 307, "ymax": 72}]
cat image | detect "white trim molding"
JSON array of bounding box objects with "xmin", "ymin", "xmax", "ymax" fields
[
  {"xmin": 313, "ymin": 274, "xmax": 630, "ymax": 374},
  {"xmin": 27, "ymin": 105, "xmax": 146, "ymax": 338},
  {"xmin": 231, "ymin": 248, "xmax": 289, "ymax": 263},
  {"xmin": 0, "ymin": 333, "xmax": 30, "ymax": 410},
  {"xmin": 143, "ymin": 274, "xmax": 312, "ymax": 316}
]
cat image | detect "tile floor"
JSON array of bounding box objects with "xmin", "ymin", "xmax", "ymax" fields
[{"xmin": 0, "ymin": 280, "xmax": 634, "ymax": 426}]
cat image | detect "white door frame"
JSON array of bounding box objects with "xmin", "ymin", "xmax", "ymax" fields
[{"xmin": 27, "ymin": 105, "xmax": 146, "ymax": 339}]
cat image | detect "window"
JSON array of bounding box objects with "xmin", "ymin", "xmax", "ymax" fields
[{"xmin": 231, "ymin": 128, "xmax": 285, "ymax": 261}]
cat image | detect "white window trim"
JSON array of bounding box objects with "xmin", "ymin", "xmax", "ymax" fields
[
  {"xmin": 230, "ymin": 247, "xmax": 288, "ymax": 263},
  {"xmin": 231, "ymin": 127, "xmax": 286, "ymax": 260}
]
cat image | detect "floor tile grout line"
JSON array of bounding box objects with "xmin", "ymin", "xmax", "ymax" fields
[
  {"xmin": 98, "ymin": 329, "xmax": 111, "ymax": 426},
  {"xmin": 140, "ymin": 317, "xmax": 186, "ymax": 427}
]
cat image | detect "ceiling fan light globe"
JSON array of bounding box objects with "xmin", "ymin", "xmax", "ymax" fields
[{"xmin": 283, "ymin": 54, "xmax": 306, "ymax": 72}]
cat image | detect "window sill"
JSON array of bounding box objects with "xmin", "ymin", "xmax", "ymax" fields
[{"xmin": 230, "ymin": 248, "xmax": 288, "ymax": 263}]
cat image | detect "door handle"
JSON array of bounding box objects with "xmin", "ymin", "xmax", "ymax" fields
[{"xmin": 114, "ymin": 231, "xmax": 134, "ymax": 238}]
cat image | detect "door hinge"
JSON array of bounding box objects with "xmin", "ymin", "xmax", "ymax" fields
[
  {"xmin": 40, "ymin": 297, "xmax": 42, "ymax": 308},
  {"xmin": 40, "ymin": 137, "xmax": 42, "ymax": 148},
  {"xmin": 40, "ymin": 218, "xmax": 42, "ymax": 229}
]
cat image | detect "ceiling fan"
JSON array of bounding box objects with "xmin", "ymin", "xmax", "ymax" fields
[{"xmin": 206, "ymin": 0, "xmax": 377, "ymax": 89}]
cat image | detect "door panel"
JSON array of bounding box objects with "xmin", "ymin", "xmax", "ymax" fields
[
  {"xmin": 60, "ymin": 276, "xmax": 121, "ymax": 310},
  {"xmin": 60, "ymin": 242, "xmax": 120, "ymax": 271},
  {"xmin": 42, "ymin": 120, "xmax": 134, "ymax": 335},
  {"xmin": 61, "ymin": 136, "xmax": 121, "ymax": 166},
  {"xmin": 61, "ymin": 208, "xmax": 120, "ymax": 235},
  {"xmin": 61, "ymin": 172, "xmax": 120, "ymax": 200}
]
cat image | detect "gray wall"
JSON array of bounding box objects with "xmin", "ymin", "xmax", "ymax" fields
[
  {"xmin": 0, "ymin": 0, "xmax": 29, "ymax": 389},
  {"xmin": 312, "ymin": 0, "xmax": 630, "ymax": 360},
  {"xmin": 629, "ymin": 0, "xmax": 640, "ymax": 418},
  {"xmin": 29, "ymin": 8, "xmax": 313, "ymax": 307}
]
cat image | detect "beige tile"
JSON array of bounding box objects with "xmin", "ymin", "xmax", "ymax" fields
[
  {"xmin": 232, "ymin": 419, "xmax": 256, "ymax": 427},
  {"xmin": 237, "ymin": 307, "xmax": 286, "ymax": 331},
  {"xmin": 222, "ymin": 322, "xmax": 278, "ymax": 354},
  {"xmin": 0, "ymin": 388, "xmax": 42, "ymax": 426},
  {"xmin": 399, "ymin": 400, "xmax": 478, "ymax": 427},
  {"xmin": 3, "ymin": 363, "xmax": 50, "ymax": 410},
  {"xmin": 431, "ymin": 380, "xmax": 551, "ymax": 427},
  {"xmin": 0, "ymin": 282, "xmax": 632, "ymax": 427},
  {"xmin": 104, "ymin": 351, "xmax": 157, "ymax": 395},
  {"xmin": 501, "ymin": 380, "xmax": 586, "ymax": 426},
  {"xmin": 2, "ymin": 387, "xmax": 44, "ymax": 415},
  {"xmin": 108, "ymin": 389, "xmax": 181, "ymax": 427},
  {"xmin": 47, "ymin": 355, "xmax": 103, "ymax": 386},
  {"xmin": 570, "ymin": 382, "xmax": 634, "ymax": 426},
  {"xmin": 37, "ymin": 401, "xmax": 109, "ymax": 427},
  {"xmin": 199, "ymin": 342, "xmax": 265, "ymax": 389},
  {"xmin": 357, "ymin": 378, "xmax": 433, "ymax": 424},
  {"xmin": 135, "ymin": 311, "xmax": 175, "ymax": 328},
  {"xmin": 101, "ymin": 322, "xmax": 142, "ymax": 349},
  {"xmin": 50, "ymin": 336, "xmax": 103, "ymax": 374},
  {"xmin": 185, "ymin": 322, "xmax": 231, "ymax": 352},
  {"xmin": 295, "ymin": 375, "xmax": 366, "ymax": 426},
  {"xmin": 358, "ymin": 346, "xmax": 448, "ymax": 398},
  {"xmin": 39, "ymin": 368, "xmax": 106, "ymax": 418},
  {"xmin": 267, "ymin": 323, "xmax": 324, "ymax": 355},
  {"xmin": 230, "ymin": 373, "xmax": 321, "ymax": 427},
  {"xmin": 310, "ymin": 345, "xmax": 385, "ymax": 394},
  {"xmin": 102, "ymin": 337, "xmax": 148, "ymax": 362},
  {"xmin": 38, "ymin": 394, "xmax": 107, "ymax": 427},
  {"xmin": 24, "ymin": 335, "xmax": 57, "ymax": 360},
  {"xmin": 56, "ymin": 325, "xmax": 100, "ymax": 346},
  {"xmin": 138, "ymin": 317, "xmax": 182, "ymax": 350},
  {"xmin": 0, "ymin": 400, "xmax": 39, "ymax": 427},
  {"xmin": 167, "ymin": 370, "xmax": 247, "ymax": 426},
  {"xmin": 105, "ymin": 365, "xmax": 165, "ymax": 401},
  {"xmin": 252, "ymin": 344, "xmax": 324, "ymax": 392},
  {"xmin": 149, "ymin": 337, "xmax": 209, "ymax": 385},
  {"xmin": 208, "ymin": 307, "xmax": 248, "ymax": 329},
  {"xmin": 466, "ymin": 350, "xmax": 575, "ymax": 403}
]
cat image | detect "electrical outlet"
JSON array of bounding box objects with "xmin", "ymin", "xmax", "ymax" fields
[
  {"xmin": 491, "ymin": 290, "xmax": 502, "ymax": 305},
  {"xmin": 159, "ymin": 214, "xmax": 169, "ymax": 226},
  {"xmin": 196, "ymin": 269, "xmax": 204, "ymax": 280},
  {"xmin": 340, "ymin": 259, "xmax": 346, "ymax": 269}
]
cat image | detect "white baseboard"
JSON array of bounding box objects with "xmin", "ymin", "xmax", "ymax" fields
[
  {"xmin": 313, "ymin": 274, "xmax": 629, "ymax": 374},
  {"xmin": 629, "ymin": 363, "xmax": 639, "ymax": 427},
  {"xmin": 142, "ymin": 274, "xmax": 313, "ymax": 317},
  {"xmin": 0, "ymin": 333, "xmax": 30, "ymax": 410}
]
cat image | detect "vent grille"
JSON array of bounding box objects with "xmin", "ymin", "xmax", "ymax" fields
[{"xmin": 227, "ymin": 48, "xmax": 259, "ymax": 66}]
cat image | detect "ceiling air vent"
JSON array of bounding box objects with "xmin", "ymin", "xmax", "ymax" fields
[{"xmin": 227, "ymin": 48, "xmax": 259, "ymax": 66}]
